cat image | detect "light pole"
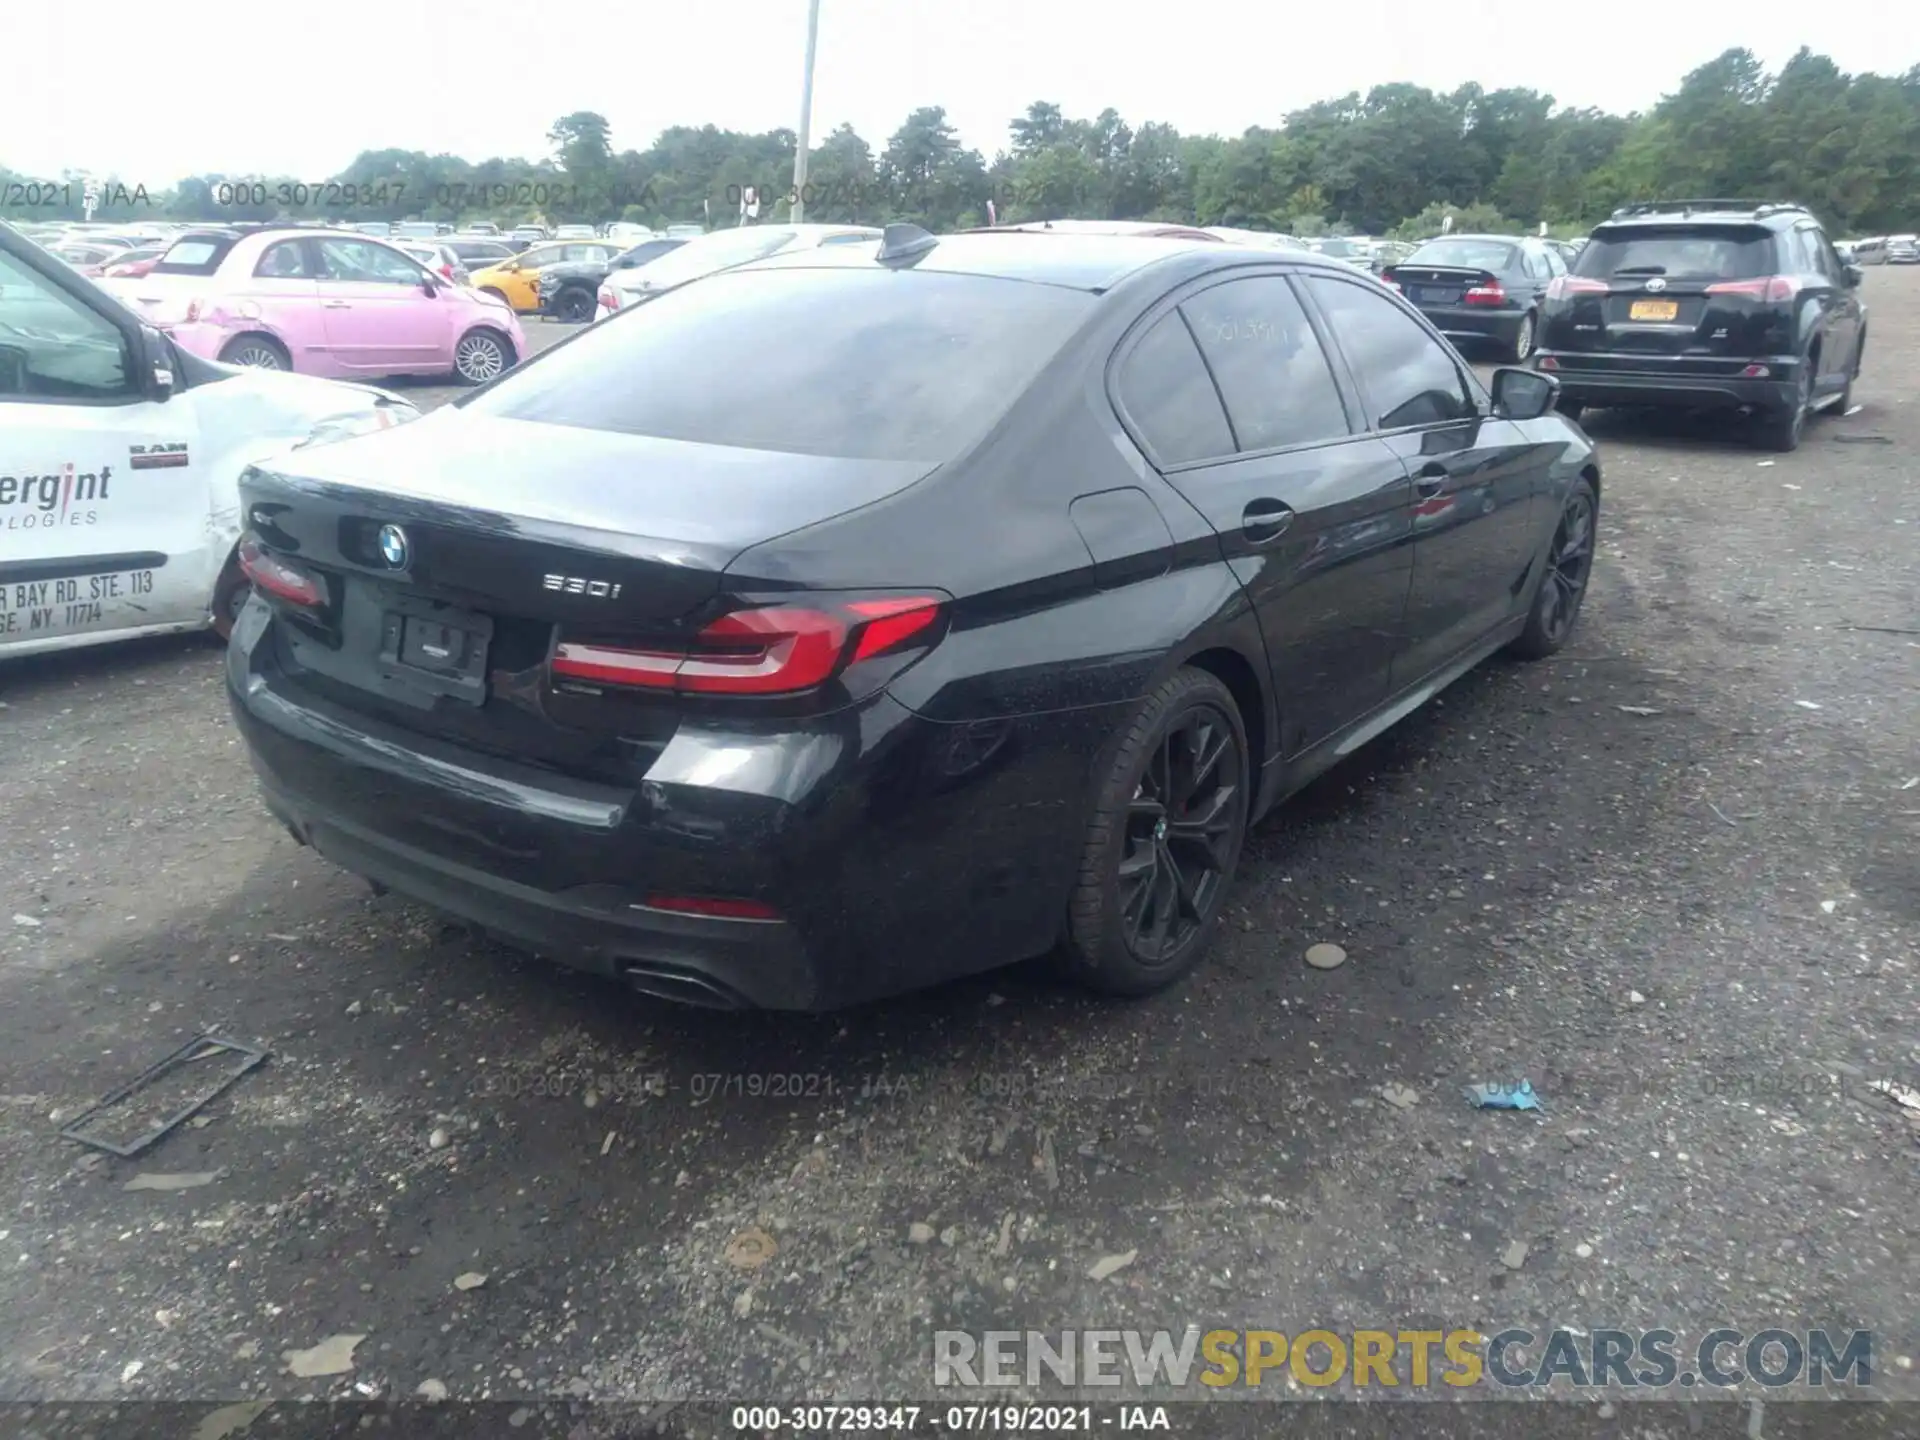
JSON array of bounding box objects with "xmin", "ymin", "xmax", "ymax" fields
[{"xmin": 790, "ymin": 0, "xmax": 821, "ymax": 223}]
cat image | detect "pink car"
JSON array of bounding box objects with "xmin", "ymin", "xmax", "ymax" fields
[{"xmin": 103, "ymin": 227, "xmax": 525, "ymax": 384}]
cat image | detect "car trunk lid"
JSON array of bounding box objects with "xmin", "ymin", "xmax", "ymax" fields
[
  {"xmin": 238, "ymin": 412, "xmax": 939, "ymax": 771},
  {"xmin": 1383, "ymin": 264, "xmax": 1501, "ymax": 306}
]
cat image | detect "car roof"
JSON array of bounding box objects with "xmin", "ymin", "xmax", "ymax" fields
[
  {"xmin": 1415, "ymin": 233, "xmax": 1527, "ymax": 244},
  {"xmin": 737, "ymin": 230, "xmax": 1371, "ymax": 293}
]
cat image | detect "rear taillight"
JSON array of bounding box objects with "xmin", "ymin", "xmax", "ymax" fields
[
  {"xmin": 1380, "ymin": 274, "xmax": 1402, "ymax": 291},
  {"xmin": 439, "ymin": 263, "xmax": 455, "ymax": 280},
  {"xmin": 552, "ymin": 594, "xmax": 945, "ymax": 697},
  {"xmin": 598, "ymin": 285, "xmax": 619, "ymax": 312},
  {"xmin": 237, "ymin": 538, "xmax": 324, "ymax": 607},
  {"xmin": 1544, "ymin": 275, "xmax": 1608, "ymax": 302},
  {"xmin": 1705, "ymin": 275, "xmax": 1799, "ymax": 302},
  {"xmin": 1463, "ymin": 280, "xmax": 1507, "ymax": 306}
]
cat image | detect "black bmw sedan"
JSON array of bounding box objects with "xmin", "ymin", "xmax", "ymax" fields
[
  {"xmin": 1381, "ymin": 234, "xmax": 1567, "ymax": 362},
  {"xmin": 226, "ymin": 226, "xmax": 1601, "ymax": 1011}
]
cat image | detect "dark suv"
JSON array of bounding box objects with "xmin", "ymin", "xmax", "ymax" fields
[{"xmin": 1532, "ymin": 200, "xmax": 1868, "ymax": 451}]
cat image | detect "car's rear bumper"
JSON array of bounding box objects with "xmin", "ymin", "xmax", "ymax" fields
[
  {"xmin": 1533, "ymin": 353, "xmax": 1802, "ymax": 411},
  {"xmin": 226, "ymin": 601, "xmax": 1109, "ymax": 1010},
  {"xmin": 1415, "ymin": 306, "xmax": 1528, "ymax": 347}
]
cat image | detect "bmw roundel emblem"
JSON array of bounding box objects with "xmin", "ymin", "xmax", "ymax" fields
[{"xmin": 376, "ymin": 524, "xmax": 410, "ymax": 569}]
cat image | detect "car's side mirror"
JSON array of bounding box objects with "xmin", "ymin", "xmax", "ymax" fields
[
  {"xmin": 1843, "ymin": 264, "xmax": 1863, "ymax": 288},
  {"xmin": 421, "ymin": 275, "xmax": 439, "ymax": 296},
  {"xmin": 140, "ymin": 326, "xmax": 174, "ymax": 401},
  {"xmin": 1490, "ymin": 366, "xmax": 1557, "ymax": 421}
]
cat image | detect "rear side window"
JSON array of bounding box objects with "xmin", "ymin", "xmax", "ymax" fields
[
  {"xmin": 1575, "ymin": 227, "xmax": 1773, "ymax": 281},
  {"xmin": 1116, "ymin": 312, "xmax": 1236, "ymax": 466},
  {"xmin": 1304, "ymin": 276, "xmax": 1474, "ymax": 430},
  {"xmin": 1407, "ymin": 239, "xmax": 1517, "ymax": 272},
  {"xmin": 1181, "ymin": 276, "xmax": 1350, "ymax": 452},
  {"xmin": 471, "ymin": 267, "xmax": 1096, "ymax": 464},
  {"xmin": 152, "ymin": 238, "xmax": 235, "ymax": 275}
]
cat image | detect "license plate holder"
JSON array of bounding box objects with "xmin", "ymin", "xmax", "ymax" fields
[
  {"xmin": 1629, "ymin": 298, "xmax": 1679, "ymax": 322},
  {"xmin": 377, "ymin": 594, "xmax": 493, "ymax": 706}
]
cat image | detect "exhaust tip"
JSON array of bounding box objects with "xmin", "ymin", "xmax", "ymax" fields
[{"xmin": 620, "ymin": 962, "xmax": 750, "ymax": 1011}]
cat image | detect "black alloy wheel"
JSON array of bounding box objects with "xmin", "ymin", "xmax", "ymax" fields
[
  {"xmin": 1509, "ymin": 476, "xmax": 1597, "ymax": 660},
  {"xmin": 1065, "ymin": 668, "xmax": 1250, "ymax": 994}
]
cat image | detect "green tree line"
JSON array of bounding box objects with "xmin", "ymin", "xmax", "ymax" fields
[{"xmin": 5, "ymin": 47, "xmax": 1915, "ymax": 238}]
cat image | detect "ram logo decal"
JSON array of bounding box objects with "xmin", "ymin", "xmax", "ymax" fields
[{"xmin": 543, "ymin": 574, "xmax": 623, "ymax": 598}]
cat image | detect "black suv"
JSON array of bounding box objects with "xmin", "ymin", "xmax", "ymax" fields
[{"xmin": 1532, "ymin": 200, "xmax": 1868, "ymax": 451}]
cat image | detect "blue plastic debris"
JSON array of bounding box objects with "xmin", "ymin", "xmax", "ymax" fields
[{"xmin": 1464, "ymin": 1080, "xmax": 1542, "ymax": 1111}]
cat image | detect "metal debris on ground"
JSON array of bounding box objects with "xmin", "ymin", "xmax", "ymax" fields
[
  {"xmin": 453, "ymin": 1272, "xmax": 488, "ymax": 1290},
  {"xmin": 1501, "ymin": 1240, "xmax": 1529, "ymax": 1270},
  {"xmin": 1793, "ymin": 700, "xmax": 1823, "ymax": 711},
  {"xmin": 124, "ymin": 1171, "xmax": 220, "ymax": 1192},
  {"xmin": 1616, "ymin": 705, "xmax": 1663, "ymax": 716},
  {"xmin": 724, "ymin": 1226, "xmax": 778, "ymax": 1269},
  {"xmin": 1088, "ymin": 1249, "xmax": 1138, "ymax": 1281},
  {"xmin": 58, "ymin": 1034, "xmax": 269, "ymax": 1158},
  {"xmin": 1464, "ymin": 1080, "xmax": 1543, "ymax": 1112},
  {"xmin": 1869, "ymin": 1080, "xmax": 1920, "ymax": 1114}
]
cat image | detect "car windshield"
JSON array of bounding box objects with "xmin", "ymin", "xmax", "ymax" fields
[
  {"xmin": 623, "ymin": 227, "xmax": 802, "ymax": 289},
  {"xmin": 467, "ymin": 267, "xmax": 1096, "ymax": 463},
  {"xmin": 1575, "ymin": 227, "xmax": 1772, "ymax": 281},
  {"xmin": 1405, "ymin": 239, "xmax": 1516, "ymax": 271}
]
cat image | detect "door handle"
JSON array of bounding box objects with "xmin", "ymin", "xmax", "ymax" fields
[
  {"xmin": 1241, "ymin": 500, "xmax": 1294, "ymax": 543},
  {"xmin": 321, "ymin": 300, "xmax": 352, "ymax": 309},
  {"xmin": 1414, "ymin": 462, "xmax": 1450, "ymax": 496}
]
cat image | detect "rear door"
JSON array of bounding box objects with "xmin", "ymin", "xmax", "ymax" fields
[
  {"xmin": 1302, "ymin": 271, "xmax": 1547, "ymax": 686},
  {"xmin": 1795, "ymin": 225, "xmax": 1861, "ymax": 394},
  {"xmin": 1112, "ymin": 271, "xmax": 1414, "ymax": 752},
  {"xmin": 313, "ymin": 237, "xmax": 450, "ymax": 372},
  {"xmin": 0, "ymin": 239, "xmax": 210, "ymax": 648},
  {"xmin": 1558, "ymin": 224, "xmax": 1781, "ymax": 360}
]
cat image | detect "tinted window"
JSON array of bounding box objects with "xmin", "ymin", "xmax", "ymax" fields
[
  {"xmin": 1306, "ymin": 276, "xmax": 1473, "ymax": 430},
  {"xmin": 1407, "ymin": 239, "xmax": 1517, "ymax": 272},
  {"xmin": 470, "ymin": 268, "xmax": 1095, "ymax": 463},
  {"xmin": 1116, "ymin": 312, "xmax": 1235, "ymax": 466},
  {"xmin": 1181, "ymin": 277, "xmax": 1349, "ymax": 451},
  {"xmin": 1575, "ymin": 227, "xmax": 1773, "ymax": 281},
  {"xmin": 0, "ymin": 250, "xmax": 133, "ymax": 399}
]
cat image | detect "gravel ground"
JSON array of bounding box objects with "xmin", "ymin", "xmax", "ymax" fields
[{"xmin": 1, "ymin": 279, "xmax": 1916, "ymax": 1434}]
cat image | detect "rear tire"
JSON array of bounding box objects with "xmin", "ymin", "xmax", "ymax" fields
[
  {"xmin": 553, "ymin": 287, "xmax": 595, "ymax": 323},
  {"xmin": 1509, "ymin": 476, "xmax": 1598, "ymax": 661},
  {"xmin": 1758, "ymin": 359, "xmax": 1812, "ymax": 452},
  {"xmin": 1061, "ymin": 668, "xmax": 1250, "ymax": 997},
  {"xmin": 218, "ymin": 334, "xmax": 290, "ymax": 371},
  {"xmin": 1509, "ymin": 310, "xmax": 1537, "ymax": 364}
]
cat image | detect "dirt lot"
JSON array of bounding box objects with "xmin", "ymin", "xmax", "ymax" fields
[{"xmin": 1, "ymin": 279, "xmax": 1916, "ymax": 1433}]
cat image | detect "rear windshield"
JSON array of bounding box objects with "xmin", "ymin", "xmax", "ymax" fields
[
  {"xmin": 152, "ymin": 238, "xmax": 236, "ymax": 275},
  {"xmin": 1575, "ymin": 226, "xmax": 1773, "ymax": 281},
  {"xmin": 468, "ymin": 267, "xmax": 1097, "ymax": 463},
  {"xmin": 1405, "ymin": 238, "xmax": 1516, "ymax": 271}
]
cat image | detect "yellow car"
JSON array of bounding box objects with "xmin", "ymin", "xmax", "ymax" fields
[{"xmin": 469, "ymin": 240, "xmax": 619, "ymax": 312}]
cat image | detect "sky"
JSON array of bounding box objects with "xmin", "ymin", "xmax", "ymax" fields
[{"xmin": 6, "ymin": 1, "xmax": 1917, "ymax": 185}]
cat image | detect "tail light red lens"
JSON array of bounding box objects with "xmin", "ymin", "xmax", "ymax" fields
[
  {"xmin": 552, "ymin": 595, "xmax": 945, "ymax": 696},
  {"xmin": 1705, "ymin": 275, "xmax": 1799, "ymax": 302},
  {"xmin": 237, "ymin": 538, "xmax": 324, "ymax": 607},
  {"xmin": 439, "ymin": 263, "xmax": 455, "ymax": 280},
  {"xmin": 598, "ymin": 285, "xmax": 619, "ymax": 311},
  {"xmin": 1544, "ymin": 275, "xmax": 1609, "ymax": 302},
  {"xmin": 1463, "ymin": 280, "xmax": 1507, "ymax": 306}
]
